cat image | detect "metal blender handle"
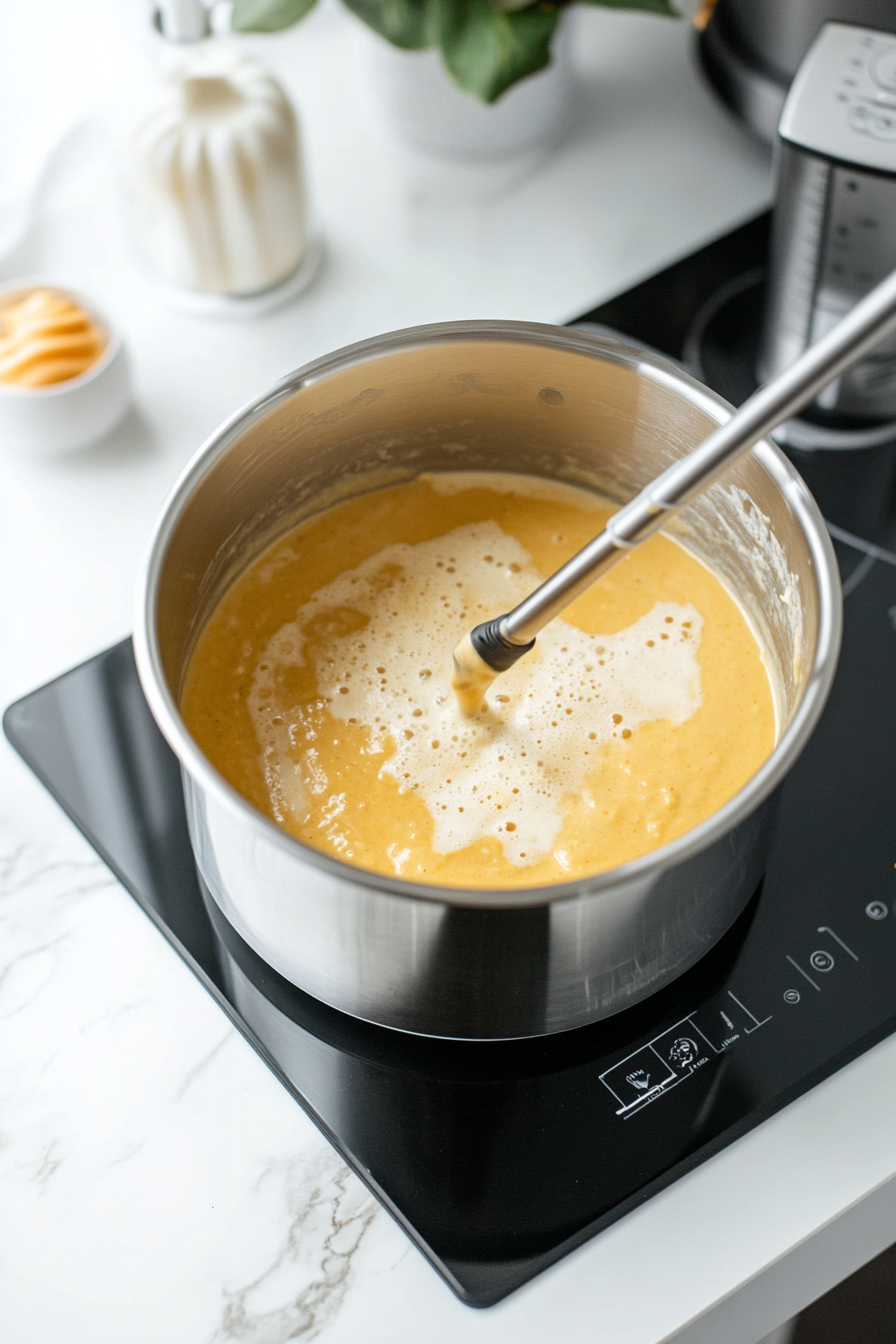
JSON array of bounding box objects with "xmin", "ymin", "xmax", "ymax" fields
[{"xmin": 461, "ymin": 263, "xmax": 896, "ymax": 682}]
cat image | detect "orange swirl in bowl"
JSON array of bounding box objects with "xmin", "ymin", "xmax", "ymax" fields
[{"xmin": 0, "ymin": 289, "xmax": 106, "ymax": 388}]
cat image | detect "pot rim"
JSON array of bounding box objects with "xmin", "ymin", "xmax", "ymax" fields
[{"xmin": 133, "ymin": 319, "xmax": 843, "ymax": 910}]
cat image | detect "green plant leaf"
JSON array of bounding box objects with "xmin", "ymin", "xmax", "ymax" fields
[
  {"xmin": 433, "ymin": 0, "xmax": 561, "ymax": 103},
  {"xmin": 231, "ymin": 0, "xmax": 318, "ymax": 32},
  {"xmin": 578, "ymin": 0, "xmax": 679, "ymax": 15},
  {"xmin": 341, "ymin": 0, "xmax": 436, "ymax": 50}
]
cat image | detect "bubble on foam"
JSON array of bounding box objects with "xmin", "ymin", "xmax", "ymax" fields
[{"xmin": 249, "ymin": 521, "xmax": 703, "ymax": 866}]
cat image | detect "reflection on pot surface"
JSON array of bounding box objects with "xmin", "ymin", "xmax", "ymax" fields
[{"xmin": 207, "ymin": 876, "xmax": 763, "ymax": 1289}]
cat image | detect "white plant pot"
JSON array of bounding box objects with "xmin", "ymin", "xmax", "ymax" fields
[{"xmin": 357, "ymin": 19, "xmax": 572, "ymax": 160}]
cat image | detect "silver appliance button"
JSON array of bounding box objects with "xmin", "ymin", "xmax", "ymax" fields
[
  {"xmin": 872, "ymin": 111, "xmax": 896, "ymax": 141},
  {"xmin": 847, "ymin": 103, "xmax": 896, "ymax": 140},
  {"xmin": 870, "ymin": 46, "xmax": 896, "ymax": 91},
  {"xmin": 848, "ymin": 102, "xmax": 874, "ymax": 132}
]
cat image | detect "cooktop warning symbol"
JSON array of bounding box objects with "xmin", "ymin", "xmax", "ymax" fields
[
  {"xmin": 600, "ymin": 991, "xmax": 771, "ymax": 1118},
  {"xmin": 668, "ymin": 1037, "xmax": 699, "ymax": 1068},
  {"xmin": 600, "ymin": 1046, "xmax": 676, "ymax": 1110}
]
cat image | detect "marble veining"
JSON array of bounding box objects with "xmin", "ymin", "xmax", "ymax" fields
[
  {"xmin": 31, "ymin": 1139, "xmax": 63, "ymax": 1190},
  {"xmin": 174, "ymin": 1031, "xmax": 237, "ymax": 1103},
  {"xmin": 211, "ymin": 1151, "xmax": 379, "ymax": 1343},
  {"xmin": 0, "ymin": 770, "xmax": 402, "ymax": 1344}
]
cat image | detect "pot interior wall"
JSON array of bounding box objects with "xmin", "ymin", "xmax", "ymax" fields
[{"xmin": 155, "ymin": 333, "xmax": 817, "ymax": 735}]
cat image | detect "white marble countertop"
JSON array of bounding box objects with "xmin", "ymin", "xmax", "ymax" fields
[{"xmin": 3, "ymin": 3, "xmax": 896, "ymax": 1342}]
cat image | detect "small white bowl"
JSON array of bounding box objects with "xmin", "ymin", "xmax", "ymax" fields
[{"xmin": 0, "ymin": 278, "xmax": 131, "ymax": 457}]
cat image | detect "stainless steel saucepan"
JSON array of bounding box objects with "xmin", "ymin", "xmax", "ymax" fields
[{"xmin": 134, "ymin": 321, "xmax": 841, "ymax": 1040}]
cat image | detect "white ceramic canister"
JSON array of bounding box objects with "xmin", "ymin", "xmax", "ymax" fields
[
  {"xmin": 357, "ymin": 19, "xmax": 573, "ymax": 160},
  {"xmin": 122, "ymin": 49, "xmax": 307, "ymax": 295}
]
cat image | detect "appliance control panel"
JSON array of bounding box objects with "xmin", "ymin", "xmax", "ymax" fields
[
  {"xmin": 780, "ymin": 22, "xmax": 896, "ymax": 172},
  {"xmin": 600, "ymin": 992, "xmax": 770, "ymax": 1118},
  {"xmin": 600, "ymin": 901, "xmax": 894, "ymax": 1121}
]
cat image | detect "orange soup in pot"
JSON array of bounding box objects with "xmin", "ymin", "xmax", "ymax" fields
[{"xmin": 181, "ymin": 472, "xmax": 776, "ymax": 888}]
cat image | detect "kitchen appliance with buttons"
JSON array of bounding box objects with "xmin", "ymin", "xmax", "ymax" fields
[
  {"xmin": 760, "ymin": 22, "xmax": 896, "ymax": 432},
  {"xmin": 697, "ymin": 0, "xmax": 896, "ymax": 144}
]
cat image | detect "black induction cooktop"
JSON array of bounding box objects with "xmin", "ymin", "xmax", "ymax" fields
[{"xmin": 6, "ymin": 213, "xmax": 896, "ymax": 1308}]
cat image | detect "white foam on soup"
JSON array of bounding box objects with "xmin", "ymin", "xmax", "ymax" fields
[{"xmin": 249, "ymin": 521, "xmax": 703, "ymax": 867}]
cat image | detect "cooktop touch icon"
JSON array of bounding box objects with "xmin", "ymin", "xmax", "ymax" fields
[{"xmin": 600, "ymin": 993, "xmax": 771, "ymax": 1118}]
